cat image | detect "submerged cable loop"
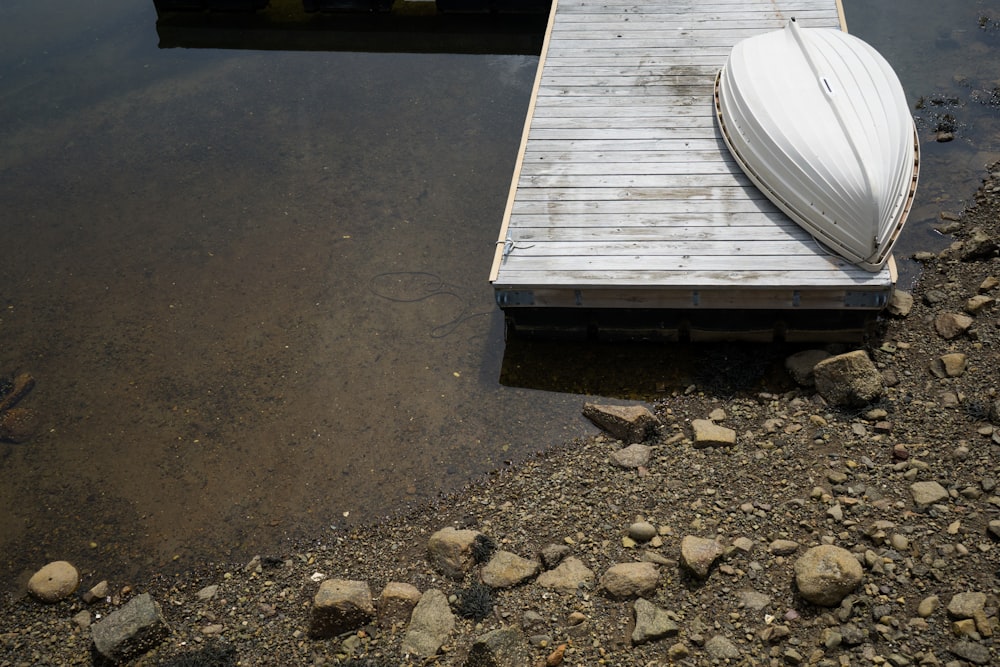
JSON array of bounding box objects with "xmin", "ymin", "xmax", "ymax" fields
[{"xmin": 368, "ymin": 271, "xmax": 492, "ymax": 339}]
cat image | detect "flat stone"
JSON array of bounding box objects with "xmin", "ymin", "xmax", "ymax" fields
[
  {"xmin": 308, "ymin": 579, "xmax": 375, "ymax": 638},
  {"xmin": 401, "ymin": 589, "xmax": 454, "ymax": 658},
  {"xmin": 582, "ymin": 403, "xmax": 659, "ymax": 444},
  {"xmin": 535, "ymin": 556, "xmax": 595, "ymax": 594},
  {"xmin": 465, "ymin": 627, "xmax": 531, "ymax": 667},
  {"xmin": 793, "ymin": 545, "xmax": 863, "ymax": 607},
  {"xmin": 481, "ymin": 551, "xmax": 540, "ymax": 589},
  {"xmin": 680, "ymin": 536, "xmax": 724, "ymax": 579},
  {"xmin": 610, "ymin": 443, "xmax": 651, "ymax": 468},
  {"xmin": 947, "ymin": 592, "xmax": 987, "ymax": 619},
  {"xmin": 965, "ymin": 294, "xmax": 995, "ymax": 314},
  {"xmin": 935, "ymin": 312, "xmax": 974, "ymax": 339},
  {"xmin": 599, "ymin": 562, "xmax": 659, "ymax": 600},
  {"xmin": 931, "ymin": 353, "xmax": 968, "ymax": 378},
  {"xmin": 691, "ymin": 419, "xmax": 736, "ymax": 448},
  {"xmin": 738, "ymin": 590, "xmax": 771, "ymax": 611},
  {"xmin": 910, "ymin": 481, "xmax": 949, "ymax": 506},
  {"xmin": 949, "ymin": 639, "xmax": 992, "ymax": 665},
  {"xmin": 196, "ymin": 584, "xmax": 219, "ymax": 601},
  {"xmin": 768, "ymin": 540, "xmax": 800, "ymax": 556},
  {"xmin": 631, "ymin": 598, "xmax": 679, "ymax": 645},
  {"xmin": 91, "ymin": 593, "xmax": 170, "ymax": 663},
  {"xmin": 27, "ymin": 561, "xmax": 79, "ymax": 603},
  {"xmin": 704, "ymin": 635, "xmax": 740, "ymax": 659}
]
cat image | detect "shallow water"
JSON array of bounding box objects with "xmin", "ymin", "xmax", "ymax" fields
[{"xmin": 1, "ymin": 1, "xmax": 999, "ymax": 585}]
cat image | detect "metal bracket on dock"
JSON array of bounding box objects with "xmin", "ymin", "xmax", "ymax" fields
[
  {"xmin": 844, "ymin": 291, "xmax": 888, "ymax": 309},
  {"xmin": 496, "ymin": 290, "xmax": 535, "ymax": 307}
]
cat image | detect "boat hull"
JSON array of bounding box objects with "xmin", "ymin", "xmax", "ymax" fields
[{"xmin": 715, "ymin": 18, "xmax": 919, "ymax": 272}]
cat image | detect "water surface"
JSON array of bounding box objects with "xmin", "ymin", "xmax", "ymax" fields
[{"xmin": 2, "ymin": 0, "xmax": 1000, "ymax": 584}]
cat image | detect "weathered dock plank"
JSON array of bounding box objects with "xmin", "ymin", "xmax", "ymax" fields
[{"xmin": 490, "ymin": 0, "xmax": 887, "ymax": 341}]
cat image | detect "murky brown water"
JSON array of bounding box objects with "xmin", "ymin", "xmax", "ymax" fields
[{"xmin": 2, "ymin": 0, "xmax": 1000, "ymax": 586}]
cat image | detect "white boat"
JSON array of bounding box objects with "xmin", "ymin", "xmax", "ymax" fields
[{"xmin": 714, "ymin": 18, "xmax": 919, "ymax": 272}]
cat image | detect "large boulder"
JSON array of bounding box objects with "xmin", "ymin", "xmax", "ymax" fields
[{"xmin": 813, "ymin": 350, "xmax": 883, "ymax": 408}]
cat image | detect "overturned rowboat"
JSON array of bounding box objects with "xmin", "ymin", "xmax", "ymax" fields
[{"xmin": 715, "ymin": 18, "xmax": 919, "ymax": 272}]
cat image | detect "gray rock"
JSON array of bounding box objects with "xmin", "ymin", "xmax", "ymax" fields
[
  {"xmin": 377, "ymin": 581, "xmax": 421, "ymax": 629},
  {"xmin": 582, "ymin": 403, "xmax": 659, "ymax": 444},
  {"xmin": 464, "ymin": 627, "xmax": 531, "ymax": 667},
  {"xmin": 610, "ymin": 443, "xmax": 652, "ymax": 468},
  {"xmin": 704, "ymin": 635, "xmax": 740, "ymax": 659},
  {"xmin": 308, "ymin": 579, "xmax": 375, "ymax": 638},
  {"xmin": 539, "ymin": 544, "xmax": 570, "ymax": 569},
  {"xmin": 481, "ymin": 551, "xmax": 539, "ymax": 589},
  {"xmin": 628, "ymin": 521, "xmax": 657, "ymax": 543},
  {"xmin": 949, "ymin": 640, "xmax": 992, "ymax": 665},
  {"xmin": 930, "ymin": 352, "xmax": 968, "ymax": 378},
  {"xmin": 691, "ymin": 419, "xmax": 736, "ymax": 448},
  {"xmin": 27, "ymin": 561, "xmax": 79, "ymax": 603},
  {"xmin": 768, "ymin": 539, "xmax": 800, "ymax": 556},
  {"xmin": 793, "ymin": 545, "xmax": 863, "ymax": 607},
  {"xmin": 813, "ymin": 350, "xmax": 884, "ymax": 408},
  {"xmin": 599, "ymin": 562, "xmax": 659, "ymax": 600},
  {"xmin": 934, "ymin": 312, "xmax": 974, "ymax": 339},
  {"xmin": 959, "ymin": 226, "xmax": 999, "ymax": 261},
  {"xmin": 887, "ymin": 290, "xmax": 914, "ymax": 317},
  {"xmin": 535, "ymin": 556, "xmax": 595, "ymax": 594},
  {"xmin": 947, "ymin": 592, "xmax": 987, "ymax": 619},
  {"xmin": 738, "ymin": 590, "xmax": 771, "ymax": 611},
  {"xmin": 965, "ymin": 294, "xmax": 995, "ymax": 314},
  {"xmin": 83, "ymin": 580, "xmax": 109, "ymax": 604},
  {"xmin": 91, "ymin": 593, "xmax": 170, "ymax": 663},
  {"xmin": 785, "ymin": 349, "xmax": 832, "ymax": 386},
  {"xmin": 680, "ymin": 536, "xmax": 724, "ymax": 579},
  {"xmin": 917, "ymin": 595, "xmax": 939, "ymax": 618},
  {"xmin": 195, "ymin": 584, "xmax": 219, "ymax": 601},
  {"xmin": 401, "ymin": 589, "xmax": 454, "ymax": 658},
  {"xmin": 910, "ymin": 481, "xmax": 949, "ymax": 506},
  {"xmin": 631, "ymin": 598, "xmax": 679, "ymax": 645},
  {"xmin": 428, "ymin": 527, "xmax": 481, "ymax": 580}
]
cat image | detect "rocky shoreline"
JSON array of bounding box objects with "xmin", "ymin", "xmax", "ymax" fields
[{"xmin": 4, "ymin": 165, "xmax": 1000, "ymax": 665}]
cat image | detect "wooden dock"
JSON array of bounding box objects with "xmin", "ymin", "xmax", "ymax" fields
[{"xmin": 489, "ymin": 0, "xmax": 896, "ymax": 342}]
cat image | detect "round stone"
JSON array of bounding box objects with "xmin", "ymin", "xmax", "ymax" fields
[
  {"xmin": 793, "ymin": 545, "xmax": 863, "ymax": 607},
  {"xmin": 628, "ymin": 521, "xmax": 657, "ymax": 543},
  {"xmin": 27, "ymin": 561, "xmax": 80, "ymax": 603}
]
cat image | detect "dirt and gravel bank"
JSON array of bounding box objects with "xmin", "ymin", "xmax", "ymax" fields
[{"xmin": 3, "ymin": 165, "xmax": 1000, "ymax": 666}]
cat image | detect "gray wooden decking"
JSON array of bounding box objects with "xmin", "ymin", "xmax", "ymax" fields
[{"xmin": 489, "ymin": 0, "xmax": 896, "ymax": 340}]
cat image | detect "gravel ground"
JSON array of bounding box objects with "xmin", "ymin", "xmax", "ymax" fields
[{"xmin": 4, "ymin": 167, "xmax": 1000, "ymax": 666}]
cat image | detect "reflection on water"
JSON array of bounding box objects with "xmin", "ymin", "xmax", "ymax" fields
[
  {"xmin": 0, "ymin": 1, "xmax": 589, "ymax": 585},
  {"xmin": 2, "ymin": 0, "xmax": 1000, "ymax": 585},
  {"xmin": 844, "ymin": 0, "xmax": 1000, "ymax": 286}
]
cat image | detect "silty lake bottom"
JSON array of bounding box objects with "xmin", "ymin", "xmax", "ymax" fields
[{"xmin": 1, "ymin": 0, "xmax": 1000, "ymax": 587}]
